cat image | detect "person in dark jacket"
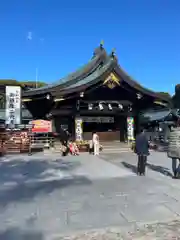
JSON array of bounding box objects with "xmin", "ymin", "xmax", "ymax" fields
[
  {"xmin": 60, "ymin": 129, "xmax": 70, "ymax": 156},
  {"xmin": 135, "ymin": 129, "xmax": 149, "ymax": 176}
]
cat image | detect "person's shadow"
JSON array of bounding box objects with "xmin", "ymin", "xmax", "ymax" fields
[
  {"xmin": 146, "ymin": 163, "xmax": 173, "ymax": 177},
  {"xmin": 121, "ymin": 162, "xmax": 137, "ymax": 174},
  {"xmin": 121, "ymin": 161, "xmax": 173, "ymax": 177}
]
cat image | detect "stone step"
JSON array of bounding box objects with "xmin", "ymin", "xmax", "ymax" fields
[
  {"xmin": 52, "ymin": 142, "xmax": 131, "ymax": 153},
  {"xmin": 103, "ymin": 148, "xmax": 130, "ymax": 151}
]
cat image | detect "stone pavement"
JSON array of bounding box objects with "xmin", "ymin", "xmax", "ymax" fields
[
  {"xmin": 56, "ymin": 219, "xmax": 180, "ymax": 239},
  {"xmin": 0, "ymin": 152, "xmax": 180, "ymax": 239}
]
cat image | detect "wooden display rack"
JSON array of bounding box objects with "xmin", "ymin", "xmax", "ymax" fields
[{"xmin": 1, "ymin": 124, "xmax": 32, "ymax": 154}]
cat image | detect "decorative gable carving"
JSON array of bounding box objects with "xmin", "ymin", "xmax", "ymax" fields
[{"xmin": 103, "ymin": 73, "xmax": 120, "ymax": 89}]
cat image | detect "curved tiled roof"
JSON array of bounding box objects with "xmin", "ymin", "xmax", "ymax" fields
[
  {"xmin": 23, "ymin": 46, "xmax": 107, "ymax": 97},
  {"xmin": 22, "ymin": 45, "xmax": 171, "ymax": 104},
  {"xmin": 58, "ymin": 57, "xmax": 115, "ymax": 95},
  {"xmin": 140, "ymin": 109, "xmax": 178, "ymax": 122}
]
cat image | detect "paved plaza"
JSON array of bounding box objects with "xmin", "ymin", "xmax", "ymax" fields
[{"xmin": 0, "ymin": 151, "xmax": 180, "ymax": 239}]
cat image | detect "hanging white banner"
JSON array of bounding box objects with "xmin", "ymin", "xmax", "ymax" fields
[
  {"xmin": 127, "ymin": 117, "xmax": 134, "ymax": 141},
  {"xmin": 75, "ymin": 118, "xmax": 83, "ymax": 141},
  {"xmin": 5, "ymin": 86, "xmax": 21, "ymax": 126}
]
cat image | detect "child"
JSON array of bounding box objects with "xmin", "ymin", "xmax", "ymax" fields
[
  {"xmin": 73, "ymin": 142, "xmax": 79, "ymax": 155},
  {"xmin": 69, "ymin": 141, "xmax": 75, "ymax": 155}
]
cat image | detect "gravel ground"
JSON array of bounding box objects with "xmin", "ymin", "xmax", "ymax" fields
[{"xmin": 56, "ymin": 219, "xmax": 180, "ymax": 239}]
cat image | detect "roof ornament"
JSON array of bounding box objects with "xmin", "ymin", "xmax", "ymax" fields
[
  {"xmin": 100, "ymin": 40, "xmax": 104, "ymax": 49},
  {"xmin": 111, "ymin": 48, "xmax": 116, "ymax": 58}
]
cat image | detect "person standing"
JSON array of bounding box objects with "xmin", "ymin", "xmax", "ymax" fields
[
  {"xmin": 60, "ymin": 129, "xmax": 70, "ymax": 156},
  {"xmin": 167, "ymin": 120, "xmax": 180, "ymax": 178},
  {"xmin": 135, "ymin": 129, "xmax": 149, "ymax": 176},
  {"xmin": 92, "ymin": 131, "xmax": 99, "ymax": 155}
]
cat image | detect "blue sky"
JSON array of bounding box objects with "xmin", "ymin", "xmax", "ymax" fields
[{"xmin": 0, "ymin": 0, "xmax": 179, "ymax": 94}]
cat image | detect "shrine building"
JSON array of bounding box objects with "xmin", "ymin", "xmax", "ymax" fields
[{"xmin": 22, "ymin": 44, "xmax": 171, "ymax": 142}]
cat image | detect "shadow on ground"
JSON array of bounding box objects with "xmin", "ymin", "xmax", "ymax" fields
[
  {"xmin": 121, "ymin": 161, "xmax": 137, "ymax": 174},
  {"xmin": 0, "ymin": 157, "xmax": 80, "ymax": 185},
  {"xmin": 121, "ymin": 161, "xmax": 173, "ymax": 178},
  {"xmin": 0, "ymin": 156, "xmax": 92, "ymax": 206},
  {"xmin": 146, "ymin": 163, "xmax": 173, "ymax": 177},
  {"xmin": 0, "ymin": 227, "xmax": 43, "ymax": 240}
]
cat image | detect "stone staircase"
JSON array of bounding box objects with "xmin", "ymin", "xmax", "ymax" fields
[
  {"xmin": 45, "ymin": 141, "xmax": 131, "ymax": 154},
  {"xmin": 101, "ymin": 141, "xmax": 131, "ymax": 153}
]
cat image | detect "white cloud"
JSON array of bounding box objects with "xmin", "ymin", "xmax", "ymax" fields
[{"xmin": 27, "ymin": 31, "xmax": 32, "ymax": 40}]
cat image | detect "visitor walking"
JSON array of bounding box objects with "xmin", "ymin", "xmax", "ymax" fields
[
  {"xmin": 167, "ymin": 120, "xmax": 180, "ymax": 178},
  {"xmin": 135, "ymin": 129, "xmax": 149, "ymax": 176},
  {"xmin": 60, "ymin": 129, "xmax": 70, "ymax": 156},
  {"xmin": 92, "ymin": 131, "xmax": 99, "ymax": 155}
]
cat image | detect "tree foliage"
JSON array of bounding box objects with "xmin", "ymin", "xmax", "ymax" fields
[
  {"xmin": 0, "ymin": 79, "xmax": 47, "ymax": 109},
  {"xmin": 0, "ymin": 79, "xmax": 47, "ymax": 88}
]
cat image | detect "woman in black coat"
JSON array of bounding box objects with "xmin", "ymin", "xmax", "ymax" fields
[
  {"xmin": 135, "ymin": 129, "xmax": 149, "ymax": 176},
  {"xmin": 60, "ymin": 129, "xmax": 70, "ymax": 156}
]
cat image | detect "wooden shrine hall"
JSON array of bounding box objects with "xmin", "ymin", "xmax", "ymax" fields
[{"xmin": 22, "ymin": 43, "xmax": 171, "ymax": 142}]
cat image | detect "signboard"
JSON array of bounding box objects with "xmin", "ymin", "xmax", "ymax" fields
[
  {"xmin": 30, "ymin": 120, "xmax": 52, "ymax": 133},
  {"xmin": 6, "ymin": 124, "xmax": 33, "ymax": 131},
  {"xmin": 82, "ymin": 116, "xmax": 114, "ymax": 123},
  {"xmin": 75, "ymin": 118, "xmax": 83, "ymax": 141},
  {"xmin": 16, "ymin": 124, "xmax": 33, "ymax": 129},
  {"xmin": 127, "ymin": 117, "xmax": 134, "ymax": 141},
  {"xmin": 5, "ymin": 86, "xmax": 21, "ymax": 126}
]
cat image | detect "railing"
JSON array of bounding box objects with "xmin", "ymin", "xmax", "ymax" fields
[{"xmin": 29, "ymin": 135, "xmax": 55, "ymax": 150}]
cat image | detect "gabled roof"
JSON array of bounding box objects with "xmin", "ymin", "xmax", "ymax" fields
[
  {"xmin": 22, "ymin": 45, "xmax": 171, "ymax": 103},
  {"xmin": 23, "ymin": 45, "xmax": 107, "ymax": 97}
]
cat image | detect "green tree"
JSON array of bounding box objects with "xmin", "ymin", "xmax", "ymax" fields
[{"xmin": 0, "ymin": 79, "xmax": 47, "ymax": 88}]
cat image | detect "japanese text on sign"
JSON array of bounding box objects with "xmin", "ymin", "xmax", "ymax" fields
[{"xmin": 5, "ymin": 86, "xmax": 21, "ymax": 126}]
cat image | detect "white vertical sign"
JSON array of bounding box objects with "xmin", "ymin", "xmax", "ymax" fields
[
  {"xmin": 75, "ymin": 118, "xmax": 83, "ymax": 141},
  {"xmin": 127, "ymin": 117, "xmax": 134, "ymax": 141},
  {"xmin": 5, "ymin": 86, "xmax": 21, "ymax": 125}
]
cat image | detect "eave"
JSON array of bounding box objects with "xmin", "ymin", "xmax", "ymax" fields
[{"xmin": 113, "ymin": 65, "xmax": 171, "ymax": 103}]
